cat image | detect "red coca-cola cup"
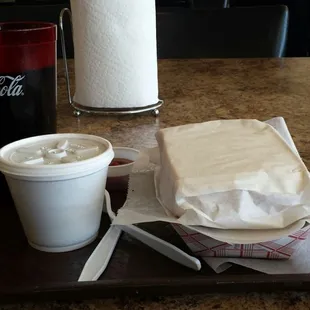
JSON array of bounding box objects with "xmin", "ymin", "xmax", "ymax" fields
[{"xmin": 0, "ymin": 22, "xmax": 57, "ymax": 202}]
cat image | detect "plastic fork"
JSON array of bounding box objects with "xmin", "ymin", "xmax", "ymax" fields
[{"xmin": 78, "ymin": 191, "xmax": 201, "ymax": 281}]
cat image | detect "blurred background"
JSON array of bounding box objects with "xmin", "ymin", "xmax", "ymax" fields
[{"xmin": 0, "ymin": 0, "xmax": 309, "ymax": 57}]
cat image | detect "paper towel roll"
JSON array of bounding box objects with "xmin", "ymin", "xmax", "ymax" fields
[{"xmin": 70, "ymin": 0, "xmax": 159, "ymax": 109}]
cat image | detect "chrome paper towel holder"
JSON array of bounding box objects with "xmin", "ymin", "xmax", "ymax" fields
[{"xmin": 59, "ymin": 8, "xmax": 163, "ymax": 117}]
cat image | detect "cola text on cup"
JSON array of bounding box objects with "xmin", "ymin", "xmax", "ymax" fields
[{"xmin": 0, "ymin": 22, "xmax": 57, "ymax": 201}]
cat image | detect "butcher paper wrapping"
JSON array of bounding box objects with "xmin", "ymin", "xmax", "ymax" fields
[
  {"xmin": 113, "ymin": 118, "xmax": 310, "ymax": 244},
  {"xmin": 154, "ymin": 119, "xmax": 310, "ymax": 230}
]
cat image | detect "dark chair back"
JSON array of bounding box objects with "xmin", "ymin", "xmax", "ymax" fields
[
  {"xmin": 230, "ymin": 0, "xmax": 309, "ymax": 57},
  {"xmin": 0, "ymin": 4, "xmax": 73, "ymax": 58},
  {"xmin": 157, "ymin": 5, "xmax": 289, "ymax": 58},
  {"xmin": 0, "ymin": 4, "xmax": 288, "ymax": 59}
]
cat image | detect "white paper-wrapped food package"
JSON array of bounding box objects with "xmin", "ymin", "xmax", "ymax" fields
[
  {"xmin": 154, "ymin": 119, "xmax": 310, "ymax": 230},
  {"xmin": 113, "ymin": 118, "xmax": 310, "ymax": 270}
]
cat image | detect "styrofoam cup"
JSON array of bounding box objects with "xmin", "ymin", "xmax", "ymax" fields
[{"xmin": 0, "ymin": 134, "xmax": 114, "ymax": 253}]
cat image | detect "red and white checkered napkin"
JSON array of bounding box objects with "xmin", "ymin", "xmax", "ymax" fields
[{"xmin": 173, "ymin": 224, "xmax": 310, "ymax": 260}]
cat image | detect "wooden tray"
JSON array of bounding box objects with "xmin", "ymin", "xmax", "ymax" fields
[{"xmin": 1, "ymin": 188, "xmax": 310, "ymax": 303}]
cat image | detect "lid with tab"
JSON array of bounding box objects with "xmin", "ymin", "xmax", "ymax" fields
[{"xmin": 0, "ymin": 134, "xmax": 114, "ymax": 179}]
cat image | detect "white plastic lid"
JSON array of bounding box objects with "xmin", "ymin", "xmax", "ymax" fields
[{"xmin": 0, "ymin": 134, "xmax": 114, "ymax": 179}]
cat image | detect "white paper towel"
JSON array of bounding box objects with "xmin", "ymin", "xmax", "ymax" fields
[{"xmin": 70, "ymin": 0, "xmax": 159, "ymax": 109}]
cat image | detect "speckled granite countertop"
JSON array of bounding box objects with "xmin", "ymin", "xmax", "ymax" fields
[
  {"xmin": 4, "ymin": 58, "xmax": 310, "ymax": 310},
  {"xmin": 3, "ymin": 292, "xmax": 310, "ymax": 310},
  {"xmin": 57, "ymin": 58, "xmax": 310, "ymax": 168}
]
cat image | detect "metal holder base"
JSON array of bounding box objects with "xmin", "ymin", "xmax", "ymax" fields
[
  {"xmin": 59, "ymin": 8, "xmax": 163, "ymax": 118},
  {"xmin": 71, "ymin": 100, "xmax": 163, "ymax": 117}
]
